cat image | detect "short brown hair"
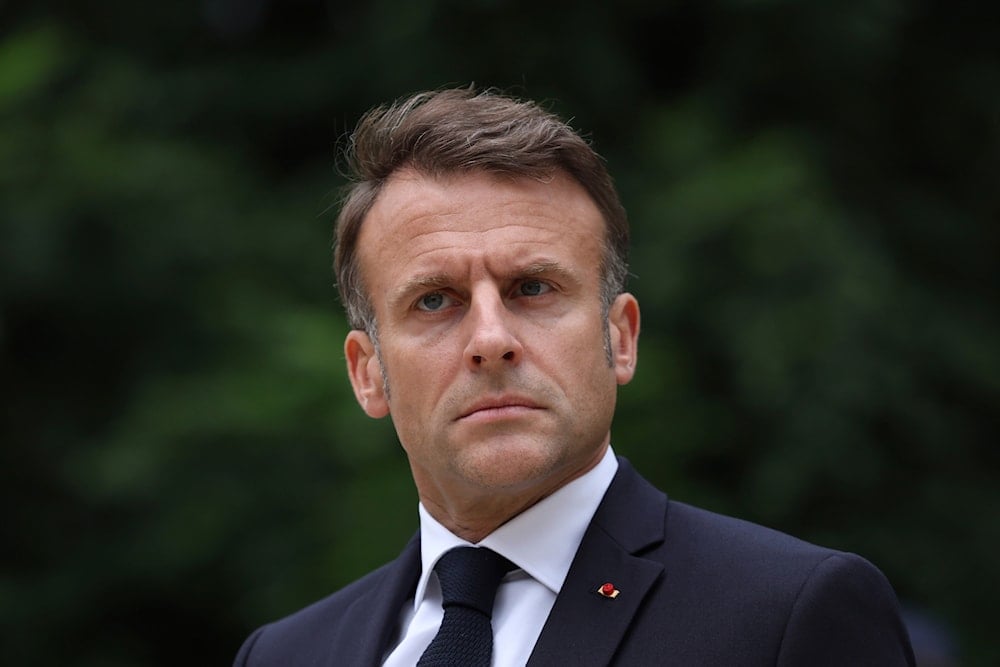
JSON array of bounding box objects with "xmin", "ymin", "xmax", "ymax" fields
[{"xmin": 333, "ymin": 87, "xmax": 629, "ymax": 333}]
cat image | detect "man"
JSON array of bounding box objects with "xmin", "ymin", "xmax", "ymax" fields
[{"xmin": 235, "ymin": 88, "xmax": 915, "ymax": 666}]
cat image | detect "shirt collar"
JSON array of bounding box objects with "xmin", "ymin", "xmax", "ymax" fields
[{"xmin": 413, "ymin": 446, "xmax": 618, "ymax": 609}]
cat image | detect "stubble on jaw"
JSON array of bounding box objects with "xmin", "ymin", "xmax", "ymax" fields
[{"xmin": 409, "ymin": 436, "xmax": 610, "ymax": 544}]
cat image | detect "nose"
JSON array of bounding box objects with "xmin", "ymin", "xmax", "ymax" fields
[{"xmin": 463, "ymin": 291, "xmax": 523, "ymax": 370}]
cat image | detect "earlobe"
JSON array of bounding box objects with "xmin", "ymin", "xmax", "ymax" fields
[
  {"xmin": 345, "ymin": 330, "xmax": 390, "ymax": 418},
  {"xmin": 608, "ymin": 293, "xmax": 640, "ymax": 385}
]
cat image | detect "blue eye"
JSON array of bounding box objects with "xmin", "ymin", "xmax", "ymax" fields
[
  {"xmin": 519, "ymin": 280, "xmax": 550, "ymax": 297},
  {"xmin": 417, "ymin": 292, "xmax": 449, "ymax": 311}
]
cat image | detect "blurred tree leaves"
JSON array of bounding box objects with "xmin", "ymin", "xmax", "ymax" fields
[{"xmin": 2, "ymin": 1, "xmax": 997, "ymax": 665}]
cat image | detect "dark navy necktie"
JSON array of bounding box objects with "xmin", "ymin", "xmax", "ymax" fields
[{"xmin": 417, "ymin": 547, "xmax": 514, "ymax": 667}]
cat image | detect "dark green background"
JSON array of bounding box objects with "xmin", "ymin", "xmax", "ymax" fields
[{"xmin": 2, "ymin": 1, "xmax": 997, "ymax": 664}]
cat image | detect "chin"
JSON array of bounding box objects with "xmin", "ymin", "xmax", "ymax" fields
[{"xmin": 455, "ymin": 438, "xmax": 572, "ymax": 492}]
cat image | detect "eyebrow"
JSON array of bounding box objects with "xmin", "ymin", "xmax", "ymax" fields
[
  {"xmin": 389, "ymin": 273, "xmax": 454, "ymax": 311},
  {"xmin": 509, "ymin": 260, "xmax": 576, "ymax": 283}
]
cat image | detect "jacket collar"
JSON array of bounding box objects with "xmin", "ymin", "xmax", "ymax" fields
[
  {"xmin": 332, "ymin": 457, "xmax": 668, "ymax": 666},
  {"xmin": 325, "ymin": 534, "xmax": 421, "ymax": 666},
  {"xmin": 527, "ymin": 457, "xmax": 668, "ymax": 666}
]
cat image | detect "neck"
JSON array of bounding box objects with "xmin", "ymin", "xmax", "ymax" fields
[
  {"xmin": 420, "ymin": 492, "xmax": 543, "ymax": 544},
  {"xmin": 415, "ymin": 445, "xmax": 607, "ymax": 543}
]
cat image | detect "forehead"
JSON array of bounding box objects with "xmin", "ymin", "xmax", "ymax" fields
[{"xmin": 355, "ymin": 169, "xmax": 606, "ymax": 289}]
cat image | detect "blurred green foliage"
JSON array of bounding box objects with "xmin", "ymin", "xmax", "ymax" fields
[{"xmin": 1, "ymin": 1, "xmax": 997, "ymax": 664}]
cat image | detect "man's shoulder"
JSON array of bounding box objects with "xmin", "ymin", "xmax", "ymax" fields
[
  {"xmin": 273, "ymin": 556, "xmax": 402, "ymax": 627},
  {"xmin": 659, "ymin": 497, "xmax": 894, "ymax": 591},
  {"xmin": 666, "ymin": 498, "xmax": 838, "ymax": 560},
  {"xmin": 612, "ymin": 458, "xmax": 849, "ymax": 568},
  {"xmin": 598, "ymin": 463, "xmax": 913, "ymax": 664},
  {"xmin": 607, "ymin": 458, "xmax": 900, "ymax": 610},
  {"xmin": 234, "ymin": 537, "xmax": 421, "ymax": 666}
]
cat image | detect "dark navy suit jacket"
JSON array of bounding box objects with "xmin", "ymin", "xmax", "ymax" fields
[{"xmin": 234, "ymin": 458, "xmax": 915, "ymax": 666}]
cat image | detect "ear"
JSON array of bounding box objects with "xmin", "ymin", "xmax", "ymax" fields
[
  {"xmin": 608, "ymin": 293, "xmax": 640, "ymax": 385},
  {"xmin": 345, "ymin": 330, "xmax": 390, "ymax": 418}
]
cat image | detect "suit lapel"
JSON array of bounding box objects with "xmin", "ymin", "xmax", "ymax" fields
[
  {"xmin": 527, "ymin": 458, "xmax": 668, "ymax": 666},
  {"xmin": 326, "ymin": 534, "xmax": 421, "ymax": 666}
]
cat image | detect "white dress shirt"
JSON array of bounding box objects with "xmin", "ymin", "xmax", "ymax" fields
[{"xmin": 382, "ymin": 446, "xmax": 619, "ymax": 666}]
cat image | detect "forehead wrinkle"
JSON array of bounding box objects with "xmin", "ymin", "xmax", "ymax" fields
[
  {"xmin": 407, "ymin": 230, "xmax": 576, "ymax": 269},
  {"xmin": 376, "ymin": 222, "xmax": 598, "ymax": 296},
  {"xmin": 398, "ymin": 222, "xmax": 572, "ymax": 268}
]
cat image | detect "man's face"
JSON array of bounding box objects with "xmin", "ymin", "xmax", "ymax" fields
[{"xmin": 345, "ymin": 169, "xmax": 639, "ymax": 513}]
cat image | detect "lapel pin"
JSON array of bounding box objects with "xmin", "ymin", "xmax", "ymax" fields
[{"xmin": 597, "ymin": 582, "xmax": 620, "ymax": 599}]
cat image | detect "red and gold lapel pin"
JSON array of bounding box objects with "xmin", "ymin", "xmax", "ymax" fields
[{"xmin": 597, "ymin": 582, "xmax": 620, "ymax": 599}]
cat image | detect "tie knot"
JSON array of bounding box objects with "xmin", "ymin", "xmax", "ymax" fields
[{"xmin": 434, "ymin": 547, "xmax": 513, "ymax": 616}]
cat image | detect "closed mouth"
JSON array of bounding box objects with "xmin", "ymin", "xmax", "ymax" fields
[{"xmin": 458, "ymin": 396, "xmax": 542, "ymax": 420}]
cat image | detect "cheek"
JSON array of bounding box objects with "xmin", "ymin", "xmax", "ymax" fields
[
  {"xmin": 382, "ymin": 341, "xmax": 451, "ymax": 407},
  {"xmin": 542, "ymin": 321, "xmax": 614, "ymax": 388}
]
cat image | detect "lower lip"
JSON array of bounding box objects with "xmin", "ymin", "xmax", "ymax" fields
[{"xmin": 459, "ymin": 405, "xmax": 540, "ymax": 424}]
